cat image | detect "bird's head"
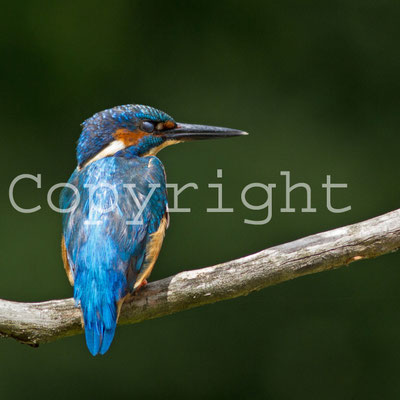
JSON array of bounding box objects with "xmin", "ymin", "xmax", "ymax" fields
[{"xmin": 77, "ymin": 104, "xmax": 247, "ymax": 169}]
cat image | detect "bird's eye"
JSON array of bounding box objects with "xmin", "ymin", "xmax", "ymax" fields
[{"xmin": 141, "ymin": 121, "xmax": 155, "ymax": 133}]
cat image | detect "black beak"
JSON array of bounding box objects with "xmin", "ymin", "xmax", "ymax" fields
[{"xmin": 162, "ymin": 123, "xmax": 248, "ymax": 141}]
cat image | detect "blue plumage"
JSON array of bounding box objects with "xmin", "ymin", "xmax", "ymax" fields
[
  {"xmin": 61, "ymin": 156, "xmax": 167, "ymax": 355},
  {"xmin": 60, "ymin": 104, "xmax": 246, "ymax": 355}
]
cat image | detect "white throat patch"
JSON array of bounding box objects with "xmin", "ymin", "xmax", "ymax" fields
[{"xmin": 81, "ymin": 140, "xmax": 126, "ymax": 169}]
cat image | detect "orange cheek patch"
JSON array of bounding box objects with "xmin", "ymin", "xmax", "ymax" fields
[
  {"xmin": 113, "ymin": 128, "xmax": 147, "ymax": 146},
  {"xmin": 164, "ymin": 120, "xmax": 176, "ymax": 129},
  {"xmin": 156, "ymin": 120, "xmax": 176, "ymax": 130}
]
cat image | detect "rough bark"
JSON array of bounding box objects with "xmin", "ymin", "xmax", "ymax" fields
[{"xmin": 1, "ymin": 209, "xmax": 400, "ymax": 346}]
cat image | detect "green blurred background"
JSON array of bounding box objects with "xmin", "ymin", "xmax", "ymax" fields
[{"xmin": 1, "ymin": 1, "xmax": 400, "ymax": 399}]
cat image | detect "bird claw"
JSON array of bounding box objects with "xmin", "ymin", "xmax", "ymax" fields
[
  {"xmin": 139, "ymin": 279, "xmax": 148, "ymax": 289},
  {"xmin": 133, "ymin": 279, "xmax": 148, "ymax": 295}
]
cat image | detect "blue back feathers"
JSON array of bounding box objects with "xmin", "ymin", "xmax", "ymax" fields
[{"xmin": 61, "ymin": 156, "xmax": 167, "ymax": 355}]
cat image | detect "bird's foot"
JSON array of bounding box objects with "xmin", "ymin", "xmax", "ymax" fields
[
  {"xmin": 138, "ymin": 279, "xmax": 148, "ymax": 289},
  {"xmin": 132, "ymin": 279, "xmax": 148, "ymax": 295}
]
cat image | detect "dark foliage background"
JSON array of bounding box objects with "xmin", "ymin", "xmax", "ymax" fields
[{"xmin": 1, "ymin": 1, "xmax": 400, "ymax": 399}]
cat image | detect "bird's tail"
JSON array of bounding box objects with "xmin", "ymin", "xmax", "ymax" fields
[{"xmin": 76, "ymin": 288, "xmax": 118, "ymax": 356}]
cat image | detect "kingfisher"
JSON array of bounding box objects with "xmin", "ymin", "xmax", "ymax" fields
[{"xmin": 60, "ymin": 104, "xmax": 247, "ymax": 355}]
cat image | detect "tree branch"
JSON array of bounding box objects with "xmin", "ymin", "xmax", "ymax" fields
[{"xmin": 1, "ymin": 209, "xmax": 400, "ymax": 346}]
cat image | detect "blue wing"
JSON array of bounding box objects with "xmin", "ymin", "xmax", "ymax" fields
[{"xmin": 60, "ymin": 155, "xmax": 167, "ymax": 355}]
